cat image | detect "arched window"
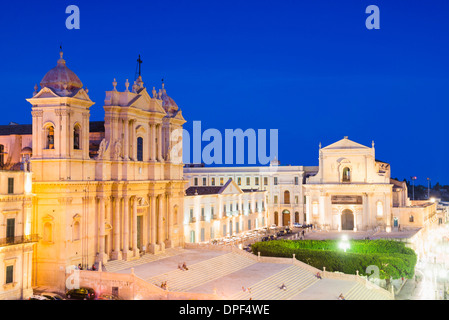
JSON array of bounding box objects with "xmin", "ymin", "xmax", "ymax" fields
[
  {"xmin": 73, "ymin": 124, "xmax": 81, "ymax": 150},
  {"xmin": 284, "ymin": 190, "xmax": 290, "ymax": 204},
  {"xmin": 45, "ymin": 125, "xmax": 55, "ymax": 149},
  {"xmin": 137, "ymin": 137, "xmax": 143, "ymax": 161},
  {"xmin": 342, "ymin": 167, "xmax": 351, "ymax": 182},
  {"xmin": 0, "ymin": 144, "xmax": 4, "ymax": 167},
  {"xmin": 409, "ymin": 215, "xmax": 414, "ymax": 223}
]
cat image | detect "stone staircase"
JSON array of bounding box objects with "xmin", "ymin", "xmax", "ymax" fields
[
  {"xmin": 104, "ymin": 247, "xmax": 187, "ymax": 273},
  {"xmin": 230, "ymin": 265, "xmax": 319, "ymax": 300},
  {"xmin": 344, "ymin": 282, "xmax": 393, "ymax": 300},
  {"xmin": 145, "ymin": 252, "xmax": 257, "ymax": 292}
]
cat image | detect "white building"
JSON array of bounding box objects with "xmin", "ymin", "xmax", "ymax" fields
[
  {"xmin": 183, "ymin": 161, "xmax": 318, "ymax": 228},
  {"xmin": 183, "ymin": 179, "xmax": 267, "ymax": 243}
]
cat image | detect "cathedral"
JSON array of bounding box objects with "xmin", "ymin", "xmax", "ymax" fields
[{"xmin": 0, "ymin": 50, "xmax": 186, "ymax": 292}]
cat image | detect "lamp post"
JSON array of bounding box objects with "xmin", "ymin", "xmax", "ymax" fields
[
  {"xmin": 427, "ymin": 177, "xmax": 431, "ymax": 200},
  {"xmin": 411, "ymin": 176, "xmax": 417, "ymax": 200}
]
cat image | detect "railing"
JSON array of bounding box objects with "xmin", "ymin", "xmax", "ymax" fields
[{"xmin": 0, "ymin": 234, "xmax": 40, "ymax": 247}]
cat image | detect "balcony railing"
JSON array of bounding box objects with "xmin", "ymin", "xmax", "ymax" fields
[{"xmin": 0, "ymin": 234, "xmax": 40, "ymax": 247}]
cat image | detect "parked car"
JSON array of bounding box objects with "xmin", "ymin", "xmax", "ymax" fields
[
  {"xmin": 29, "ymin": 294, "xmax": 49, "ymax": 300},
  {"xmin": 293, "ymin": 223, "xmax": 303, "ymax": 228},
  {"xmin": 66, "ymin": 287, "xmax": 96, "ymax": 300},
  {"xmin": 97, "ymin": 294, "xmax": 121, "ymax": 300},
  {"xmin": 269, "ymin": 224, "xmax": 277, "ymax": 230},
  {"xmin": 41, "ymin": 292, "xmax": 65, "ymax": 300}
]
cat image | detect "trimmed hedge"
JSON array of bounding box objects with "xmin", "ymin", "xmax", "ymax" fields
[{"xmin": 251, "ymin": 239, "xmax": 417, "ymax": 279}]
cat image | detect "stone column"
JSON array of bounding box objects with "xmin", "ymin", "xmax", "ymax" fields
[
  {"xmin": 123, "ymin": 195, "xmax": 131, "ymax": 260},
  {"xmin": 158, "ymin": 194, "xmax": 165, "ymax": 251},
  {"xmin": 150, "ymin": 124, "xmax": 156, "ymax": 161},
  {"xmin": 123, "ymin": 119, "xmax": 129, "ymax": 160},
  {"xmin": 132, "ymin": 197, "xmax": 138, "ymax": 256},
  {"xmin": 148, "ymin": 195, "xmax": 157, "ymax": 253},
  {"xmin": 98, "ymin": 196, "xmax": 106, "ymax": 263},
  {"xmin": 130, "ymin": 120, "xmax": 135, "ymax": 160},
  {"xmin": 165, "ymin": 193, "xmax": 173, "ymax": 248},
  {"xmin": 111, "ymin": 197, "xmax": 122, "ymax": 260},
  {"xmin": 157, "ymin": 124, "xmax": 163, "ymax": 161}
]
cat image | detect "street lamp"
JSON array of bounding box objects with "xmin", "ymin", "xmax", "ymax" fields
[{"xmin": 427, "ymin": 177, "xmax": 431, "ymax": 200}]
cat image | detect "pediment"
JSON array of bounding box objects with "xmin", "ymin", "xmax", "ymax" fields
[
  {"xmin": 219, "ymin": 179, "xmax": 243, "ymax": 195},
  {"xmin": 323, "ymin": 138, "xmax": 370, "ymax": 150},
  {"xmin": 129, "ymin": 88, "xmax": 166, "ymax": 114},
  {"xmin": 32, "ymin": 87, "xmax": 61, "ymax": 99}
]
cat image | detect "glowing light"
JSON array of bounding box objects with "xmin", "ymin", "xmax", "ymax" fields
[{"xmin": 339, "ymin": 236, "xmax": 350, "ymax": 252}]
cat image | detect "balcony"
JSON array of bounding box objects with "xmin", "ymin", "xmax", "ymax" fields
[
  {"xmin": 0, "ymin": 234, "xmax": 40, "ymax": 247},
  {"xmin": 189, "ymin": 217, "xmax": 197, "ymax": 223}
]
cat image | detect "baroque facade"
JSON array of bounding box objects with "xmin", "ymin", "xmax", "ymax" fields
[{"xmin": 0, "ymin": 51, "xmax": 186, "ymax": 291}]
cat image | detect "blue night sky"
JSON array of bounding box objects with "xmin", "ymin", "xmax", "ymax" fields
[{"xmin": 0, "ymin": 0, "xmax": 448, "ymax": 184}]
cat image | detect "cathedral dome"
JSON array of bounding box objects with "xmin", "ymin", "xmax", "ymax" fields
[
  {"xmin": 159, "ymin": 83, "xmax": 179, "ymax": 115},
  {"xmin": 40, "ymin": 51, "xmax": 83, "ymax": 93}
]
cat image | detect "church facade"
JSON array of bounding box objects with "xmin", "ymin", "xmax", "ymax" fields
[
  {"xmin": 1, "ymin": 51, "xmax": 186, "ymax": 290},
  {"xmin": 304, "ymin": 137, "xmax": 408, "ymax": 232}
]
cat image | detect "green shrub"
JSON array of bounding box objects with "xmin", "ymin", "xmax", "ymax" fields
[{"xmin": 251, "ymin": 239, "xmax": 417, "ymax": 279}]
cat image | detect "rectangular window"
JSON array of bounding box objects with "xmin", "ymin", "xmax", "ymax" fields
[
  {"xmin": 211, "ymin": 178, "xmax": 216, "ymax": 186},
  {"xmin": 194, "ymin": 178, "xmax": 198, "ymax": 186},
  {"xmin": 223, "ymin": 224, "xmax": 227, "ymax": 237},
  {"xmin": 274, "ymin": 177, "xmax": 278, "ymax": 185},
  {"xmin": 295, "ymin": 196, "xmax": 299, "ymax": 204},
  {"xmin": 201, "ymin": 207, "xmax": 205, "ymax": 220},
  {"xmin": 264, "ymin": 177, "xmax": 268, "ymax": 186},
  {"xmin": 202, "ymin": 177, "xmax": 207, "ymax": 186},
  {"xmin": 255, "ymin": 177, "xmax": 259, "ymax": 185},
  {"xmin": 236, "ymin": 222, "xmax": 239, "ymax": 234},
  {"xmin": 5, "ymin": 265, "xmax": 13, "ymax": 284},
  {"xmin": 248, "ymin": 219, "xmax": 251, "ymax": 230},
  {"xmin": 211, "ymin": 207, "xmax": 215, "ymax": 219},
  {"xmin": 223, "ymin": 204, "xmax": 226, "ymax": 215},
  {"xmin": 7, "ymin": 178, "xmax": 14, "ymax": 194},
  {"xmin": 220, "ymin": 177, "xmax": 224, "ymax": 185},
  {"xmin": 246, "ymin": 177, "xmax": 250, "ymax": 186},
  {"xmin": 237, "ymin": 177, "xmax": 241, "ymax": 185},
  {"xmin": 210, "ymin": 226, "xmax": 214, "ymax": 240},
  {"xmin": 6, "ymin": 218, "xmax": 15, "ymax": 239},
  {"xmin": 294, "ymin": 177, "xmax": 299, "ymax": 185},
  {"xmin": 274, "ymin": 195, "xmax": 278, "ymax": 204},
  {"xmin": 201, "ymin": 228, "xmax": 205, "ymax": 242}
]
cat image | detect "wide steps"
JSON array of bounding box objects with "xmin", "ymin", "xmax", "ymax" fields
[
  {"xmin": 231, "ymin": 265, "xmax": 319, "ymax": 300},
  {"xmin": 104, "ymin": 247, "xmax": 186, "ymax": 273},
  {"xmin": 146, "ymin": 252, "xmax": 257, "ymax": 292},
  {"xmin": 344, "ymin": 282, "xmax": 392, "ymax": 300}
]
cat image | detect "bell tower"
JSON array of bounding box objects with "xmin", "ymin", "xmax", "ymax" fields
[{"xmin": 26, "ymin": 50, "xmax": 94, "ymax": 181}]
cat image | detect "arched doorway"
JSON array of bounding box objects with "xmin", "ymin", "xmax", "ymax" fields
[
  {"xmin": 295, "ymin": 212, "xmax": 299, "ymax": 224},
  {"xmin": 282, "ymin": 210, "xmax": 290, "ymax": 226},
  {"xmin": 274, "ymin": 212, "xmax": 278, "ymax": 226},
  {"xmin": 341, "ymin": 209, "xmax": 354, "ymax": 230}
]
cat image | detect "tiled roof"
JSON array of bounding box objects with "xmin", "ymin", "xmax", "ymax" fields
[
  {"xmin": 185, "ymin": 186, "xmax": 224, "ymax": 196},
  {"xmin": 0, "ymin": 123, "xmax": 32, "ymax": 136},
  {"xmin": 0, "ymin": 120, "xmax": 106, "ymax": 136}
]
